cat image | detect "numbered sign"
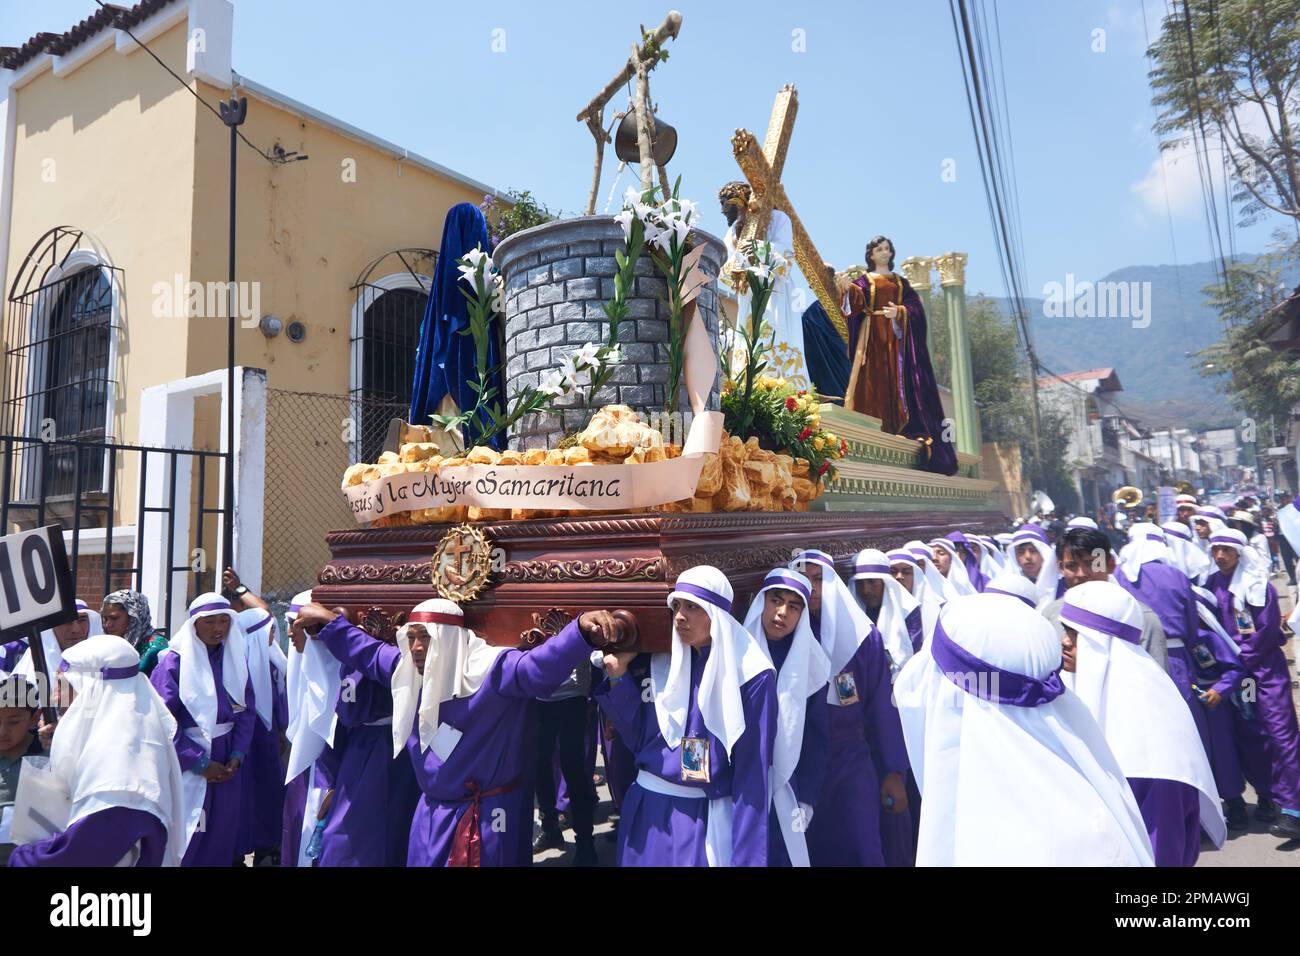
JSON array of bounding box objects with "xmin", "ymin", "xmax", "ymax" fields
[{"xmin": 0, "ymin": 526, "xmax": 76, "ymax": 632}]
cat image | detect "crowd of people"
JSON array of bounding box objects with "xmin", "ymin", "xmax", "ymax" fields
[{"xmin": 1, "ymin": 491, "xmax": 1298, "ymax": 867}]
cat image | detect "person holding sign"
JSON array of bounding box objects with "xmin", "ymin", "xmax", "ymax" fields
[
  {"xmin": 594, "ymin": 565, "xmax": 778, "ymax": 867},
  {"xmin": 290, "ymin": 597, "xmax": 631, "ymax": 866},
  {"xmin": 0, "ymin": 675, "xmax": 42, "ymax": 865},
  {"xmin": 149, "ymin": 593, "xmax": 255, "ymax": 866},
  {"xmin": 8, "ymin": 634, "xmax": 186, "ymax": 866}
]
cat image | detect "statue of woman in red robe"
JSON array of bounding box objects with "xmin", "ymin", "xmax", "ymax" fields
[{"xmin": 838, "ymin": 236, "xmax": 957, "ymax": 475}]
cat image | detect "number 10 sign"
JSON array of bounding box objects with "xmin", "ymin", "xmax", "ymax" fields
[{"xmin": 0, "ymin": 526, "xmax": 76, "ymax": 632}]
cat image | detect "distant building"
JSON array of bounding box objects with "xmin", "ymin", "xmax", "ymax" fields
[{"xmin": 1037, "ymin": 367, "xmax": 1134, "ymax": 512}]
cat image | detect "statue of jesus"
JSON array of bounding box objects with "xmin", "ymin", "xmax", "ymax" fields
[{"xmin": 835, "ymin": 235, "xmax": 957, "ymax": 475}]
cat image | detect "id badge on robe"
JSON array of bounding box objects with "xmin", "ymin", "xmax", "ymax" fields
[
  {"xmin": 834, "ymin": 671, "xmax": 860, "ymax": 706},
  {"xmin": 1192, "ymin": 642, "xmax": 1217, "ymax": 672},
  {"xmin": 431, "ymin": 722, "xmax": 463, "ymax": 762},
  {"xmin": 1235, "ymin": 607, "xmax": 1256, "ymax": 635},
  {"xmin": 680, "ymin": 736, "xmax": 710, "ymax": 783}
]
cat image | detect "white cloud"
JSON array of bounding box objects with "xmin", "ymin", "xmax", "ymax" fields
[{"xmin": 1131, "ymin": 143, "xmax": 1203, "ymax": 217}]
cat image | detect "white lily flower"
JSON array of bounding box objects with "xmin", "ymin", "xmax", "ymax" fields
[
  {"xmin": 675, "ymin": 198, "xmax": 698, "ymax": 222},
  {"xmin": 559, "ymin": 354, "xmax": 592, "ymax": 390},
  {"xmin": 603, "ymin": 344, "xmax": 624, "ymax": 365},
  {"xmin": 571, "ymin": 342, "xmax": 602, "ymax": 369},
  {"xmin": 613, "ymin": 208, "xmax": 635, "ymax": 241},
  {"xmin": 463, "ymin": 247, "xmax": 491, "ymax": 270},
  {"xmin": 748, "ymin": 263, "xmax": 771, "ymax": 282},
  {"xmin": 539, "ymin": 370, "xmax": 568, "ymax": 397}
]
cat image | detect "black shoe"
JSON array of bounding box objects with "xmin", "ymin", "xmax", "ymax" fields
[
  {"xmin": 574, "ymin": 841, "xmax": 598, "ymax": 867},
  {"xmin": 1255, "ymin": 798, "xmax": 1278, "ymax": 823},
  {"xmin": 533, "ymin": 826, "xmax": 565, "ymax": 853},
  {"xmin": 1269, "ymin": 813, "xmax": 1300, "ymax": 840},
  {"xmin": 1224, "ymin": 797, "xmax": 1249, "ymax": 831}
]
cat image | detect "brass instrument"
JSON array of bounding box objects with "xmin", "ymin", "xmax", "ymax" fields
[{"xmin": 1112, "ymin": 486, "xmax": 1143, "ymax": 509}]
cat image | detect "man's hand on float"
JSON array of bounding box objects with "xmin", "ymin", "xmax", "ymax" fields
[
  {"xmin": 289, "ymin": 603, "xmax": 340, "ymax": 645},
  {"xmin": 578, "ymin": 610, "xmax": 623, "ymax": 649},
  {"xmin": 602, "ymin": 650, "xmax": 638, "ymax": 679}
]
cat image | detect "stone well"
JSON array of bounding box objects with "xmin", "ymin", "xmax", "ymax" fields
[{"xmin": 493, "ymin": 215, "xmax": 726, "ymax": 450}]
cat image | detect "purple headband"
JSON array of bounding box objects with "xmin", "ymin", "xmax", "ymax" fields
[
  {"xmin": 854, "ymin": 563, "xmax": 892, "ymax": 576},
  {"xmin": 1163, "ymin": 524, "xmax": 1191, "ymax": 542},
  {"xmin": 984, "ymin": 585, "xmax": 1036, "ymax": 608},
  {"xmin": 1209, "ymin": 534, "xmax": 1243, "ymax": 549},
  {"xmin": 1013, "ymin": 526, "xmax": 1049, "ymax": 545},
  {"xmin": 189, "ymin": 600, "xmax": 232, "ymax": 618},
  {"xmin": 287, "ymin": 603, "xmax": 304, "ymax": 615},
  {"xmin": 887, "ymin": 550, "xmax": 918, "ymax": 567},
  {"xmin": 672, "ymin": 581, "xmax": 733, "ymax": 614},
  {"xmin": 245, "ymin": 613, "xmax": 273, "ymax": 634},
  {"xmin": 910, "ymin": 548, "xmax": 930, "ymax": 562},
  {"xmin": 58, "ymin": 659, "xmax": 138, "ymax": 681},
  {"xmin": 1059, "ymin": 603, "xmax": 1142, "ymax": 645},
  {"xmin": 761, "ymin": 571, "xmax": 811, "ymax": 601},
  {"xmin": 929, "ymin": 618, "xmax": 1064, "ymax": 707},
  {"xmin": 796, "ymin": 550, "xmax": 835, "ymax": 569}
]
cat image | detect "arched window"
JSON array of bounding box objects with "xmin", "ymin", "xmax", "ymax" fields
[{"xmin": 349, "ymin": 250, "xmax": 435, "ymax": 464}]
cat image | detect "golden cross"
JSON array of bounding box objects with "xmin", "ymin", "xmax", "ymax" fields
[
  {"xmin": 441, "ymin": 537, "xmax": 473, "ymax": 586},
  {"xmin": 731, "ymin": 85, "xmax": 848, "ymax": 342}
]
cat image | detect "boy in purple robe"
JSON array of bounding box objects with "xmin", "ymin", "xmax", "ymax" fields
[
  {"xmin": 150, "ymin": 593, "xmax": 256, "ymax": 867},
  {"xmin": 594, "ymin": 565, "xmax": 777, "ymax": 866},
  {"xmin": 10, "ymin": 634, "xmax": 186, "ymax": 867},
  {"xmin": 1206, "ymin": 529, "xmax": 1300, "ymax": 840},
  {"xmin": 292, "ymin": 597, "xmax": 630, "ymax": 866},
  {"xmin": 792, "ymin": 550, "xmax": 909, "ymax": 867},
  {"xmin": 1059, "ymin": 582, "xmax": 1225, "ymax": 865},
  {"xmin": 742, "ymin": 568, "xmax": 831, "ymax": 867}
]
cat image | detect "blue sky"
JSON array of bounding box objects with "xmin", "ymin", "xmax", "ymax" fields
[{"xmin": 3, "ymin": 0, "xmax": 1278, "ymax": 299}]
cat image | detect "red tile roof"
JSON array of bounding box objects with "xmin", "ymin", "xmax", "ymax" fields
[{"xmin": 1, "ymin": 1, "xmax": 175, "ymax": 72}]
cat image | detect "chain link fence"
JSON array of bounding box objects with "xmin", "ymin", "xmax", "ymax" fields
[{"xmin": 261, "ymin": 388, "xmax": 405, "ymax": 614}]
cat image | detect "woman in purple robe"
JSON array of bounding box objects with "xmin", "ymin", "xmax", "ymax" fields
[
  {"xmin": 1206, "ymin": 529, "xmax": 1300, "ymax": 840},
  {"xmin": 10, "ymin": 634, "xmax": 186, "ymax": 867},
  {"xmin": 150, "ymin": 593, "xmax": 255, "ymax": 867},
  {"xmin": 1059, "ymin": 582, "xmax": 1225, "ymax": 866},
  {"xmin": 836, "ymin": 236, "xmax": 957, "ymax": 475},
  {"xmin": 292, "ymin": 597, "xmax": 627, "ymax": 866},
  {"xmin": 792, "ymin": 550, "xmax": 909, "ymax": 867},
  {"xmin": 594, "ymin": 566, "xmax": 778, "ymax": 867}
]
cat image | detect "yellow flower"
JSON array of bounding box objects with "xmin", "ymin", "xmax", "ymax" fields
[{"xmin": 813, "ymin": 436, "xmax": 825, "ymax": 451}]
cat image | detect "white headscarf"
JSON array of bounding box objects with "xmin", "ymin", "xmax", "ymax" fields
[
  {"xmin": 994, "ymin": 532, "xmax": 1015, "ymax": 557},
  {"xmin": 790, "ymin": 549, "xmax": 873, "ymax": 703},
  {"xmin": 1060, "ymin": 581, "xmax": 1226, "ymax": 850},
  {"xmin": 1209, "ymin": 528, "xmax": 1269, "ymax": 608},
  {"xmin": 238, "ymin": 608, "xmax": 278, "ymax": 731},
  {"xmin": 391, "ymin": 598, "xmax": 503, "ymax": 756},
  {"xmin": 742, "ymin": 567, "xmax": 831, "ymax": 867},
  {"xmin": 850, "ymin": 548, "xmax": 918, "ymax": 677},
  {"xmin": 927, "ymin": 538, "xmax": 976, "ymax": 599},
  {"xmin": 284, "ymin": 590, "xmax": 341, "ymax": 783},
  {"xmin": 1067, "ymin": 516, "xmax": 1098, "ymax": 530},
  {"xmin": 12, "ymin": 599, "xmax": 104, "ymax": 689},
  {"xmin": 1118, "ymin": 523, "xmax": 1173, "ymax": 582},
  {"xmin": 906, "ymin": 541, "xmax": 950, "ymax": 604},
  {"xmin": 1010, "ymin": 525, "xmax": 1061, "ymax": 608},
  {"xmin": 984, "ymin": 572, "xmax": 1041, "ymax": 609},
  {"xmin": 893, "ymin": 593, "xmax": 1154, "ymax": 866},
  {"xmin": 654, "ymin": 565, "xmax": 772, "ymax": 759},
  {"xmin": 53, "ymin": 634, "xmax": 187, "ymax": 866},
  {"xmin": 969, "ymin": 535, "xmax": 1005, "ymax": 578},
  {"xmin": 1160, "ymin": 521, "xmax": 1213, "ymax": 582},
  {"xmin": 161, "ymin": 592, "xmax": 248, "ymax": 755}
]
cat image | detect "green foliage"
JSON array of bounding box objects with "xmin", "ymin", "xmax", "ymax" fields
[
  {"xmin": 480, "ymin": 190, "xmax": 557, "ymax": 248},
  {"xmin": 720, "ymin": 379, "xmax": 845, "ymax": 483}
]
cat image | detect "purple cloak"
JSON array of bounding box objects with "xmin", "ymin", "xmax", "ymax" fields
[
  {"xmin": 318, "ymin": 616, "xmax": 596, "ymax": 866},
  {"xmin": 594, "ymin": 644, "xmax": 778, "ymax": 866},
  {"xmin": 8, "ymin": 806, "xmax": 167, "ymax": 867},
  {"xmin": 1129, "ymin": 777, "xmax": 1201, "ymax": 867},
  {"xmin": 804, "ymin": 615, "xmax": 911, "ymax": 867},
  {"xmin": 1206, "ymin": 572, "xmax": 1300, "ymax": 811},
  {"xmin": 235, "ymin": 660, "xmax": 288, "ymax": 857},
  {"xmin": 149, "ymin": 644, "xmax": 255, "ymax": 867},
  {"xmin": 599, "ymin": 708, "xmax": 636, "ymax": 812}
]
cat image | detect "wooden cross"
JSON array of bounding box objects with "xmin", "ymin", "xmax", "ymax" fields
[{"xmin": 731, "ymin": 85, "xmax": 849, "ymax": 342}]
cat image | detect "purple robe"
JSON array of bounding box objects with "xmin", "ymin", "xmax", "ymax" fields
[
  {"xmin": 313, "ymin": 656, "xmax": 420, "ymax": 867},
  {"xmin": 765, "ymin": 635, "xmax": 828, "ymax": 867},
  {"xmin": 236, "ymin": 660, "xmax": 288, "ymax": 857},
  {"xmin": 319, "ymin": 616, "xmax": 595, "ymax": 866},
  {"xmin": 8, "ymin": 806, "xmax": 167, "ymax": 867},
  {"xmin": 905, "ymin": 606, "xmax": 924, "ymax": 654},
  {"xmin": 804, "ymin": 616, "xmax": 910, "ymax": 867},
  {"xmin": 1128, "ymin": 777, "xmax": 1201, "ymax": 867},
  {"xmin": 281, "ymin": 745, "xmax": 340, "ymax": 868},
  {"xmin": 1206, "ymin": 572, "xmax": 1300, "ymax": 810},
  {"xmin": 150, "ymin": 643, "xmax": 256, "ymax": 867},
  {"xmin": 594, "ymin": 644, "xmax": 777, "ymax": 866},
  {"xmin": 846, "ymin": 274, "xmax": 958, "ymax": 476},
  {"xmin": 599, "ymin": 708, "xmax": 635, "ymax": 812}
]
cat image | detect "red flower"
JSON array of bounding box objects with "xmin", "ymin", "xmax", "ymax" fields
[
  {"xmin": 785, "ymin": 396, "xmax": 798, "ymax": 412},
  {"xmin": 839, "ymin": 439, "xmax": 848, "ymax": 455},
  {"xmin": 818, "ymin": 461, "xmax": 830, "ymax": 476},
  {"xmin": 798, "ymin": 427, "xmax": 813, "ymax": 441}
]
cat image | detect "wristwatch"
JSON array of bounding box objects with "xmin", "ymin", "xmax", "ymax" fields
[{"xmin": 233, "ymin": 585, "xmax": 249, "ymax": 597}]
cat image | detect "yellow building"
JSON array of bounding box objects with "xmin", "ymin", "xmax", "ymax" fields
[{"xmin": 1, "ymin": 0, "xmax": 507, "ymax": 629}]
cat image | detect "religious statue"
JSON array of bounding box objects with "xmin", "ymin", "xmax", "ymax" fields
[
  {"xmin": 718, "ymin": 180, "xmax": 809, "ymax": 389},
  {"xmin": 833, "ymin": 236, "xmax": 957, "ymax": 475}
]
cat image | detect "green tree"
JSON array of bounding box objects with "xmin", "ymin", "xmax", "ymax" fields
[{"xmin": 1148, "ymin": 0, "xmax": 1300, "ymax": 227}]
